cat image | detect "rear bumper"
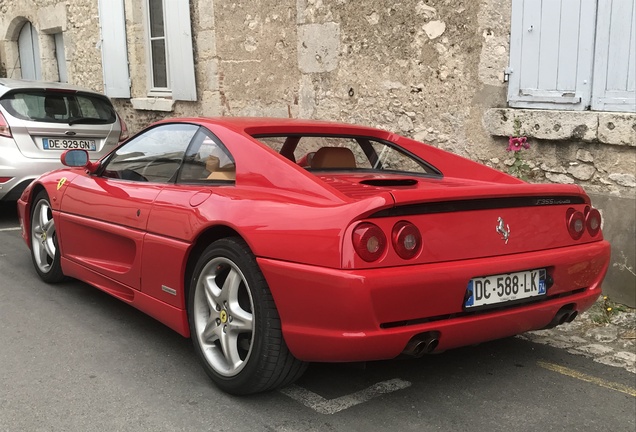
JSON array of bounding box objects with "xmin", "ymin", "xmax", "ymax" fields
[
  {"xmin": 259, "ymin": 240, "xmax": 610, "ymax": 362},
  {"xmin": 0, "ymin": 141, "xmax": 63, "ymax": 201},
  {"xmin": 0, "ymin": 137, "xmax": 104, "ymax": 201}
]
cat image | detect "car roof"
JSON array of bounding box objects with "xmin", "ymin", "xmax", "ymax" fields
[
  {"xmin": 161, "ymin": 116, "xmax": 389, "ymax": 137},
  {"xmin": 0, "ymin": 78, "xmax": 103, "ymax": 97}
]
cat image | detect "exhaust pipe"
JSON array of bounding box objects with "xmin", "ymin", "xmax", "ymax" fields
[
  {"xmin": 566, "ymin": 310, "xmax": 578, "ymax": 323},
  {"xmin": 401, "ymin": 332, "xmax": 440, "ymax": 358},
  {"xmin": 543, "ymin": 305, "xmax": 578, "ymax": 329}
]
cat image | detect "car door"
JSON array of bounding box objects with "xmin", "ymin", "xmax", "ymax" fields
[
  {"xmin": 58, "ymin": 123, "xmax": 200, "ymax": 290},
  {"xmin": 140, "ymin": 127, "xmax": 236, "ymax": 306}
]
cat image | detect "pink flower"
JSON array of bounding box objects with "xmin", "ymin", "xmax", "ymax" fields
[{"xmin": 507, "ymin": 136, "xmax": 529, "ymax": 152}]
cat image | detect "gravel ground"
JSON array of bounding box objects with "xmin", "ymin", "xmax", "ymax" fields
[{"xmin": 520, "ymin": 297, "xmax": 636, "ymax": 373}]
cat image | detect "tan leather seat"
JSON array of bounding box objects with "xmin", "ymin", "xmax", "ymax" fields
[
  {"xmin": 207, "ymin": 170, "xmax": 236, "ymax": 180},
  {"xmin": 44, "ymin": 96, "xmax": 68, "ymax": 118},
  {"xmin": 205, "ymin": 156, "xmax": 221, "ymax": 173},
  {"xmin": 310, "ymin": 147, "xmax": 356, "ymax": 169},
  {"xmin": 205, "ymin": 155, "xmax": 236, "ymax": 180}
]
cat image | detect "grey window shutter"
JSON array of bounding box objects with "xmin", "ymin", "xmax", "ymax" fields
[
  {"xmin": 507, "ymin": 0, "xmax": 596, "ymax": 110},
  {"xmin": 164, "ymin": 0, "xmax": 197, "ymax": 101},
  {"xmin": 18, "ymin": 22, "xmax": 41, "ymax": 80},
  {"xmin": 54, "ymin": 33, "xmax": 67, "ymax": 83},
  {"xmin": 591, "ymin": 0, "xmax": 636, "ymax": 112},
  {"xmin": 98, "ymin": 0, "xmax": 131, "ymax": 98}
]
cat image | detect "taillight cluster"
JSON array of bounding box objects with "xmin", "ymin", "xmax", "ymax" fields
[
  {"xmin": 566, "ymin": 206, "xmax": 602, "ymax": 240},
  {"xmin": 392, "ymin": 221, "xmax": 422, "ymax": 259},
  {"xmin": 0, "ymin": 111, "xmax": 12, "ymax": 138},
  {"xmin": 117, "ymin": 113, "xmax": 129, "ymax": 142},
  {"xmin": 353, "ymin": 221, "xmax": 422, "ymax": 262}
]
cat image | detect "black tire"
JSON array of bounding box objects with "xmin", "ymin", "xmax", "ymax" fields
[
  {"xmin": 30, "ymin": 190, "xmax": 65, "ymax": 283},
  {"xmin": 188, "ymin": 237, "xmax": 307, "ymax": 394}
]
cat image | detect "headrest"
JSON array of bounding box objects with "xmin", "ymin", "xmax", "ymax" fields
[
  {"xmin": 44, "ymin": 96, "xmax": 67, "ymax": 117},
  {"xmin": 310, "ymin": 147, "xmax": 356, "ymax": 169}
]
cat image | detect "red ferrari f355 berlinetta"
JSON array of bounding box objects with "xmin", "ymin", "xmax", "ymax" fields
[{"xmin": 17, "ymin": 117, "xmax": 610, "ymax": 394}]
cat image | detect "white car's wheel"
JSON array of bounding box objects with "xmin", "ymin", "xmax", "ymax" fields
[
  {"xmin": 30, "ymin": 191, "xmax": 64, "ymax": 283},
  {"xmin": 189, "ymin": 237, "xmax": 307, "ymax": 394}
]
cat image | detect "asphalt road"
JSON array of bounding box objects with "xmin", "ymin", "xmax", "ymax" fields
[{"xmin": 0, "ymin": 201, "xmax": 634, "ymax": 432}]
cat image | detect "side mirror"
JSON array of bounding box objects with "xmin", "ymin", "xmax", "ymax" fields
[
  {"xmin": 61, "ymin": 149, "xmax": 88, "ymax": 166},
  {"xmin": 61, "ymin": 149, "xmax": 99, "ymax": 173}
]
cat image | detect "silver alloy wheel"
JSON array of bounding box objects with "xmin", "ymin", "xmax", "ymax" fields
[
  {"xmin": 193, "ymin": 257, "xmax": 255, "ymax": 377},
  {"xmin": 31, "ymin": 199, "xmax": 57, "ymax": 273}
]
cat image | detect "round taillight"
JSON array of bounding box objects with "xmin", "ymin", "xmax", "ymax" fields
[
  {"xmin": 566, "ymin": 208, "xmax": 585, "ymax": 240},
  {"xmin": 392, "ymin": 221, "xmax": 422, "ymax": 260},
  {"xmin": 586, "ymin": 208, "xmax": 601, "ymax": 237},
  {"xmin": 352, "ymin": 223, "xmax": 387, "ymax": 262}
]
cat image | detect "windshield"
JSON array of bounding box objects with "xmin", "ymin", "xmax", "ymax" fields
[
  {"xmin": 0, "ymin": 90, "xmax": 116, "ymax": 124},
  {"xmin": 254, "ymin": 135, "xmax": 441, "ymax": 176}
]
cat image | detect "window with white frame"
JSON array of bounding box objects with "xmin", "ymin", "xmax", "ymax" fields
[
  {"xmin": 97, "ymin": 0, "xmax": 196, "ymax": 102},
  {"xmin": 507, "ymin": 0, "xmax": 635, "ymax": 113},
  {"xmin": 148, "ymin": 0, "xmax": 168, "ymax": 91},
  {"xmin": 144, "ymin": 0, "xmax": 197, "ymax": 101}
]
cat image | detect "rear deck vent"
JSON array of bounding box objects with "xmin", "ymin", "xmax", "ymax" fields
[
  {"xmin": 360, "ymin": 179, "xmax": 418, "ymax": 187},
  {"xmin": 371, "ymin": 195, "xmax": 586, "ymax": 217}
]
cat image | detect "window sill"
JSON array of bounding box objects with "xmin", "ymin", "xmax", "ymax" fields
[
  {"xmin": 131, "ymin": 97, "xmax": 175, "ymax": 112},
  {"xmin": 483, "ymin": 108, "xmax": 635, "ymax": 147}
]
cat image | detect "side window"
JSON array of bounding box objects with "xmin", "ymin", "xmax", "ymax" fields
[
  {"xmin": 102, "ymin": 123, "xmax": 198, "ymax": 182},
  {"xmin": 254, "ymin": 135, "xmax": 437, "ymax": 175},
  {"xmin": 178, "ymin": 130, "xmax": 235, "ymax": 182}
]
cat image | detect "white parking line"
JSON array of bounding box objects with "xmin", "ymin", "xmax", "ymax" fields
[
  {"xmin": 0, "ymin": 227, "xmax": 21, "ymax": 232},
  {"xmin": 279, "ymin": 378, "xmax": 412, "ymax": 415}
]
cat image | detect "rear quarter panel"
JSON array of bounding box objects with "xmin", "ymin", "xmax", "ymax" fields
[{"xmin": 146, "ymin": 184, "xmax": 393, "ymax": 268}]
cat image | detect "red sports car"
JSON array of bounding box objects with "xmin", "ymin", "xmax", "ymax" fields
[{"xmin": 17, "ymin": 117, "xmax": 610, "ymax": 394}]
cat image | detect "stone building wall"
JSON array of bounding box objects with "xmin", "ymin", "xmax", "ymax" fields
[
  {"xmin": 0, "ymin": 0, "xmax": 103, "ymax": 88},
  {"xmin": 1, "ymin": 0, "xmax": 634, "ymax": 305}
]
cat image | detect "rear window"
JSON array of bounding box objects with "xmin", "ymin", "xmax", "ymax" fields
[
  {"xmin": 0, "ymin": 90, "xmax": 116, "ymax": 124},
  {"xmin": 254, "ymin": 135, "xmax": 441, "ymax": 176}
]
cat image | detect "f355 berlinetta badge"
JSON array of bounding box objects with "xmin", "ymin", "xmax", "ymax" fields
[{"xmin": 496, "ymin": 217, "xmax": 510, "ymax": 244}]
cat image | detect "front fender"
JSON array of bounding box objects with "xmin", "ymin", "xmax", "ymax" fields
[{"xmin": 17, "ymin": 169, "xmax": 84, "ymax": 249}]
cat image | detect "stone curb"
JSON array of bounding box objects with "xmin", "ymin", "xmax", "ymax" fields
[{"xmin": 519, "ymin": 308, "xmax": 636, "ymax": 374}]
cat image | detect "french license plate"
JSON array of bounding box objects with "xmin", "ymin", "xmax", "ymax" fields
[
  {"xmin": 464, "ymin": 269, "xmax": 546, "ymax": 309},
  {"xmin": 42, "ymin": 138, "xmax": 96, "ymax": 151}
]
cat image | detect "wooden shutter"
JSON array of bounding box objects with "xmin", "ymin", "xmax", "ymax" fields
[
  {"xmin": 508, "ymin": 0, "xmax": 597, "ymax": 110},
  {"xmin": 98, "ymin": 0, "xmax": 131, "ymax": 98},
  {"xmin": 591, "ymin": 0, "xmax": 636, "ymax": 112},
  {"xmin": 164, "ymin": 0, "xmax": 197, "ymax": 101}
]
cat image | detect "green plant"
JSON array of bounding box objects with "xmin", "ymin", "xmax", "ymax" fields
[
  {"xmin": 591, "ymin": 295, "xmax": 628, "ymax": 324},
  {"xmin": 506, "ymin": 118, "xmax": 531, "ymax": 180}
]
